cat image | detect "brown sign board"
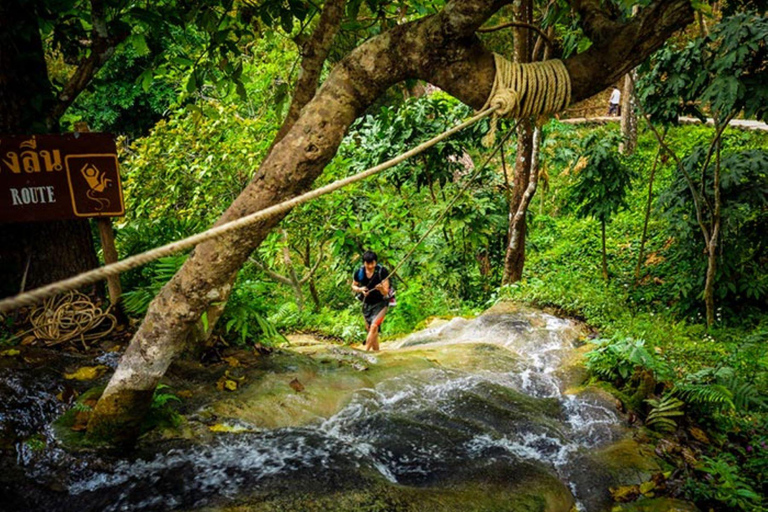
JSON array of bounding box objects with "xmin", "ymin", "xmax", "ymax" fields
[{"xmin": 0, "ymin": 133, "xmax": 124, "ymax": 223}]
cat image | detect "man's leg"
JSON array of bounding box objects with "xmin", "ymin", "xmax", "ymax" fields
[
  {"xmin": 362, "ymin": 321, "xmax": 371, "ymax": 349},
  {"xmin": 365, "ymin": 306, "xmax": 388, "ymax": 351}
]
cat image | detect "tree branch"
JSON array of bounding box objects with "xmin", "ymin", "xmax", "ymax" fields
[
  {"xmin": 46, "ymin": 0, "xmax": 128, "ymax": 127},
  {"xmin": 571, "ymin": 0, "xmax": 623, "ymax": 44},
  {"xmin": 249, "ymin": 256, "xmax": 292, "ymax": 286},
  {"xmin": 271, "ymin": 0, "xmax": 347, "ymax": 145},
  {"xmin": 299, "ymin": 243, "xmax": 326, "ymax": 285},
  {"xmin": 477, "ymin": 21, "xmax": 554, "ymax": 51},
  {"xmin": 565, "ymin": 0, "xmax": 693, "ymax": 102}
]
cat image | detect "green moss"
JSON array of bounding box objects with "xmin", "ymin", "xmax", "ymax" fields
[
  {"xmin": 210, "ymin": 464, "xmax": 574, "ymax": 512},
  {"xmin": 612, "ymin": 497, "xmax": 700, "ymax": 511},
  {"xmin": 207, "ymin": 342, "xmax": 528, "ymax": 429}
]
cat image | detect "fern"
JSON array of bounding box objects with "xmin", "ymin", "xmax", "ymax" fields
[
  {"xmin": 151, "ymin": 383, "xmax": 180, "ymax": 409},
  {"xmin": 672, "ymin": 364, "xmax": 765, "ymax": 413},
  {"xmin": 723, "ymin": 377, "xmax": 766, "ymax": 411},
  {"xmin": 268, "ymin": 301, "xmax": 302, "ymax": 329},
  {"xmin": 673, "ymin": 383, "xmax": 735, "ymax": 411},
  {"xmin": 645, "ymin": 395, "xmax": 685, "ymax": 432},
  {"xmin": 122, "ymin": 254, "xmax": 188, "ymax": 315}
]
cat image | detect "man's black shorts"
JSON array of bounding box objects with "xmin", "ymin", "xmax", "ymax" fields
[{"xmin": 363, "ymin": 300, "xmax": 388, "ymax": 327}]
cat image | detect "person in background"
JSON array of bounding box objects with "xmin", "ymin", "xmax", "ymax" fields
[
  {"xmin": 608, "ymin": 86, "xmax": 621, "ymax": 116},
  {"xmin": 351, "ymin": 251, "xmax": 390, "ymax": 351}
]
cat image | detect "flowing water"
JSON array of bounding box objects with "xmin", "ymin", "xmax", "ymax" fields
[{"xmin": 1, "ymin": 305, "xmax": 647, "ymax": 512}]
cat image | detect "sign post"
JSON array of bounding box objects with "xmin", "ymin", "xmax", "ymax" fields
[{"xmin": 0, "ymin": 133, "xmax": 125, "ymax": 305}]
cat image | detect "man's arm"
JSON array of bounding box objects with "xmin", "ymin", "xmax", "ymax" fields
[
  {"xmin": 352, "ymin": 280, "xmax": 368, "ymax": 294},
  {"xmin": 374, "ymin": 269, "xmax": 390, "ymax": 296}
]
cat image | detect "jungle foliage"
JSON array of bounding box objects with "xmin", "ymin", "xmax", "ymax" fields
[{"xmin": 16, "ymin": 0, "xmax": 767, "ymax": 509}]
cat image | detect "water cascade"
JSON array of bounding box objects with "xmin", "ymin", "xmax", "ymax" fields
[{"xmin": 2, "ymin": 304, "xmax": 660, "ymax": 511}]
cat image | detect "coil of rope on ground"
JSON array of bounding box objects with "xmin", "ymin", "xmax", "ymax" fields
[{"xmin": 27, "ymin": 291, "xmax": 117, "ymax": 349}]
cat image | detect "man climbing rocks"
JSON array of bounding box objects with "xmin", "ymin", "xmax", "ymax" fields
[{"xmin": 351, "ymin": 251, "xmax": 390, "ymax": 351}]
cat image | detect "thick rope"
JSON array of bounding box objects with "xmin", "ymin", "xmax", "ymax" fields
[
  {"xmin": 481, "ymin": 54, "xmax": 571, "ymax": 147},
  {"xmin": 0, "ymin": 108, "xmax": 497, "ymax": 314}
]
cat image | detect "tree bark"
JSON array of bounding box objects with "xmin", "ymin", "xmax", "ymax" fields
[
  {"xmin": 88, "ymin": 0, "xmax": 694, "ymax": 443},
  {"xmin": 271, "ymin": 0, "xmax": 347, "ymax": 147},
  {"xmin": 619, "ymin": 4, "xmax": 639, "ymax": 155},
  {"xmin": 190, "ymin": 0, "xmax": 348, "ymax": 343},
  {"xmin": 704, "ymin": 123, "xmax": 723, "ymax": 328},
  {"xmin": 502, "ymin": 0, "xmax": 534, "ymax": 285},
  {"xmin": 502, "ymin": 121, "xmax": 536, "ymax": 284},
  {"xmin": 601, "ymin": 219, "xmax": 609, "ymax": 281},
  {"xmin": 620, "ymin": 69, "xmax": 638, "ymax": 155},
  {"xmin": 0, "ymin": 0, "xmax": 99, "ymax": 299}
]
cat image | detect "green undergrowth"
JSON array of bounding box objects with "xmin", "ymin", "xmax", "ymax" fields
[{"xmin": 495, "ymin": 122, "xmax": 768, "ymax": 511}]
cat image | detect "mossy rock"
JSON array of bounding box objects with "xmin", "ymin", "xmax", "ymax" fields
[
  {"xmin": 611, "ymin": 497, "xmax": 700, "ymax": 511},
  {"xmin": 204, "ymin": 460, "xmax": 575, "ymax": 512},
  {"xmin": 207, "ymin": 342, "xmax": 525, "ymax": 429},
  {"xmin": 567, "ymin": 437, "xmax": 662, "ymax": 511}
]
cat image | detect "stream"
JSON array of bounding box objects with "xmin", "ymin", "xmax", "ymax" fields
[{"xmin": 0, "ymin": 304, "xmax": 659, "ymax": 512}]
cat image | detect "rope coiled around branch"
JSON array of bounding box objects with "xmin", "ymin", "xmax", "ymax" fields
[{"xmin": 481, "ymin": 54, "xmax": 571, "ymax": 147}]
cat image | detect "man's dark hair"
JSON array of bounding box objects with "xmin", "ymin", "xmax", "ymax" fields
[{"xmin": 362, "ymin": 251, "xmax": 377, "ymax": 263}]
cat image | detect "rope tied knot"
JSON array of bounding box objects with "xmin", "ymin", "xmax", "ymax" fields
[
  {"xmin": 489, "ymin": 88, "xmax": 518, "ymax": 117},
  {"xmin": 480, "ymin": 53, "xmax": 572, "ymax": 147}
]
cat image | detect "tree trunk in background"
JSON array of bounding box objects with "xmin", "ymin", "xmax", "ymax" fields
[
  {"xmin": 619, "ymin": 70, "xmax": 637, "ymax": 155},
  {"xmin": 502, "ymin": 0, "xmax": 535, "ymax": 285},
  {"xmin": 87, "ymin": 0, "xmax": 694, "ymax": 444},
  {"xmin": 635, "ymin": 146, "xmax": 662, "ymax": 282},
  {"xmin": 704, "ymin": 129, "xmax": 723, "ymax": 328},
  {"xmin": 601, "ymin": 220, "xmax": 609, "ymax": 281},
  {"xmin": 0, "ymin": 0, "xmax": 98, "ymax": 300}
]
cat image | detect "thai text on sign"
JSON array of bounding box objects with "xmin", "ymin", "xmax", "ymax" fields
[{"xmin": 0, "ymin": 133, "xmax": 124, "ymax": 223}]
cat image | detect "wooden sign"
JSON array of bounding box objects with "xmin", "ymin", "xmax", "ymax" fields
[{"xmin": 0, "ymin": 133, "xmax": 124, "ymax": 223}]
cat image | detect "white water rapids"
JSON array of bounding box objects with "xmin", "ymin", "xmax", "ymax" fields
[{"xmin": 13, "ymin": 306, "xmax": 635, "ymax": 512}]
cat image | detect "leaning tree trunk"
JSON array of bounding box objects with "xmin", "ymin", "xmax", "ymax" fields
[
  {"xmin": 87, "ymin": 0, "xmax": 694, "ymax": 444},
  {"xmin": 186, "ymin": 0, "xmax": 348, "ymax": 347},
  {"xmin": 0, "ymin": 0, "xmax": 99, "ymax": 300}
]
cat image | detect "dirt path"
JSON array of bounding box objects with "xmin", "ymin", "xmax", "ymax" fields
[{"xmin": 561, "ymin": 116, "xmax": 768, "ymax": 131}]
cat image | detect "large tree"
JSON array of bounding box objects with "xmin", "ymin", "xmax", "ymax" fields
[
  {"xmin": 87, "ymin": 0, "xmax": 694, "ymax": 443},
  {"xmin": 0, "ymin": 0, "xmax": 110, "ymax": 298}
]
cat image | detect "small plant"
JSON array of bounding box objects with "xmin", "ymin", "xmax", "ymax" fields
[
  {"xmin": 585, "ymin": 336, "xmax": 671, "ymax": 383},
  {"xmin": 644, "ymin": 395, "xmax": 685, "ymax": 432},
  {"xmin": 686, "ymin": 454, "xmax": 764, "ymax": 511},
  {"xmin": 144, "ymin": 383, "xmax": 182, "ymax": 430},
  {"xmin": 71, "ymin": 401, "xmax": 93, "ymax": 412}
]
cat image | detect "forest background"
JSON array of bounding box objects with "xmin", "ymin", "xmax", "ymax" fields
[{"xmin": 1, "ymin": 0, "xmax": 767, "ymax": 509}]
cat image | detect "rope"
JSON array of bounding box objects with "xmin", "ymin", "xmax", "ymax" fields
[
  {"xmin": 27, "ymin": 291, "xmax": 116, "ymax": 348},
  {"xmin": 386, "ymin": 121, "xmax": 520, "ymax": 281},
  {"xmin": 481, "ymin": 54, "xmax": 571, "ymax": 147},
  {"xmin": 0, "ymin": 108, "xmax": 497, "ymax": 314}
]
